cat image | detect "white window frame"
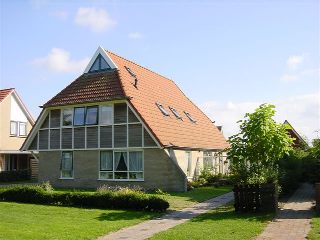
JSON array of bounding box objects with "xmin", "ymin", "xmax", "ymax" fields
[
  {"xmin": 60, "ymin": 151, "xmax": 74, "ymax": 179},
  {"xmin": 10, "ymin": 121, "xmax": 18, "ymax": 136},
  {"xmin": 19, "ymin": 122, "xmax": 27, "ymax": 136},
  {"xmin": 99, "ymin": 105, "xmax": 113, "ymax": 125},
  {"xmin": 99, "ymin": 150, "xmax": 144, "ymax": 181},
  {"xmin": 62, "ymin": 108, "xmax": 73, "ymax": 127}
]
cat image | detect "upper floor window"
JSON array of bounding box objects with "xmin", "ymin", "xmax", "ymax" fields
[
  {"xmin": 19, "ymin": 122, "xmax": 27, "ymax": 136},
  {"xmin": 169, "ymin": 107, "xmax": 182, "ymax": 119},
  {"xmin": 156, "ymin": 102, "xmax": 170, "ymax": 116},
  {"xmin": 62, "ymin": 109, "xmax": 73, "ymax": 126},
  {"xmin": 88, "ymin": 54, "xmax": 111, "ymax": 73},
  {"xmin": 74, "ymin": 107, "xmax": 85, "ymax": 126},
  {"xmin": 85, "ymin": 106, "xmax": 98, "ymax": 125},
  {"xmin": 184, "ymin": 111, "xmax": 196, "ymax": 123},
  {"xmin": 100, "ymin": 105, "xmax": 113, "ymax": 125},
  {"xmin": 10, "ymin": 121, "xmax": 18, "ymax": 136}
]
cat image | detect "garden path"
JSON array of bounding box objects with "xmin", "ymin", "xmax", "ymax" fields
[
  {"xmin": 256, "ymin": 183, "xmax": 315, "ymax": 240},
  {"xmin": 97, "ymin": 191, "xmax": 233, "ymax": 240}
]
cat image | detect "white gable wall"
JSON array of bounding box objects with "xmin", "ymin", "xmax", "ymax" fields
[{"xmin": 10, "ymin": 95, "xmax": 27, "ymax": 122}]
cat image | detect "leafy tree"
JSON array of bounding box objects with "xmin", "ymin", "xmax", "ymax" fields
[{"xmin": 228, "ymin": 103, "xmax": 293, "ymax": 184}]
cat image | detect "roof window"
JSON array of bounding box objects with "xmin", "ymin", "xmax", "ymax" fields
[
  {"xmin": 169, "ymin": 107, "xmax": 182, "ymax": 119},
  {"xmin": 156, "ymin": 103, "xmax": 170, "ymax": 116},
  {"xmin": 184, "ymin": 111, "xmax": 196, "ymax": 123},
  {"xmin": 124, "ymin": 66, "xmax": 137, "ymax": 78}
]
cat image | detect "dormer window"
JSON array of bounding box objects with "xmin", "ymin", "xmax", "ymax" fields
[
  {"xmin": 169, "ymin": 107, "xmax": 182, "ymax": 120},
  {"xmin": 184, "ymin": 111, "xmax": 196, "ymax": 123},
  {"xmin": 156, "ymin": 102, "xmax": 170, "ymax": 116},
  {"xmin": 89, "ymin": 54, "xmax": 111, "ymax": 73}
]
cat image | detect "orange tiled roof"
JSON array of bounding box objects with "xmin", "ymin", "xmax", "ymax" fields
[
  {"xmin": 107, "ymin": 51, "xmax": 229, "ymax": 150},
  {"xmin": 43, "ymin": 71, "xmax": 125, "ymax": 107},
  {"xmin": 0, "ymin": 88, "xmax": 14, "ymax": 103}
]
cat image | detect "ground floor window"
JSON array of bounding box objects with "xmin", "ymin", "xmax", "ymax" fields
[
  {"xmin": 99, "ymin": 150, "xmax": 143, "ymax": 180},
  {"xmin": 203, "ymin": 151, "xmax": 213, "ymax": 169},
  {"xmin": 61, "ymin": 151, "xmax": 73, "ymax": 178}
]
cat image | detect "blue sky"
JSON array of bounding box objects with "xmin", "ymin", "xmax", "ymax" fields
[{"xmin": 0, "ymin": 0, "xmax": 319, "ymax": 141}]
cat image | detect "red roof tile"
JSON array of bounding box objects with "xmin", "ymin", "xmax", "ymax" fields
[
  {"xmin": 0, "ymin": 88, "xmax": 14, "ymax": 103},
  {"xmin": 43, "ymin": 71, "xmax": 125, "ymax": 107},
  {"xmin": 107, "ymin": 51, "xmax": 229, "ymax": 150}
]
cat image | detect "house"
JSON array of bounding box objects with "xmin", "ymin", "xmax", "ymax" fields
[
  {"xmin": 0, "ymin": 88, "xmax": 36, "ymax": 179},
  {"xmin": 284, "ymin": 120, "xmax": 308, "ymax": 149},
  {"xmin": 21, "ymin": 47, "xmax": 229, "ymax": 191}
]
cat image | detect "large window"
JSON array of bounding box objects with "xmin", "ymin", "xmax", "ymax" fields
[
  {"xmin": 74, "ymin": 107, "xmax": 85, "ymax": 126},
  {"xmin": 62, "ymin": 109, "xmax": 73, "ymax": 126},
  {"xmin": 100, "ymin": 105, "xmax": 113, "ymax": 125},
  {"xmin": 99, "ymin": 151, "xmax": 143, "ymax": 180},
  {"xmin": 85, "ymin": 106, "xmax": 98, "ymax": 125},
  {"xmin": 61, "ymin": 151, "xmax": 73, "ymax": 178}
]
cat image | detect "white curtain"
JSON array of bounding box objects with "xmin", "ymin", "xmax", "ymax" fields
[
  {"xmin": 100, "ymin": 151, "xmax": 113, "ymax": 171},
  {"xmin": 129, "ymin": 152, "xmax": 143, "ymax": 171},
  {"xmin": 115, "ymin": 152, "xmax": 127, "ymax": 171}
]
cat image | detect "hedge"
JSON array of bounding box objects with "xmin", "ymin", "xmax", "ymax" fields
[
  {"xmin": 0, "ymin": 186, "xmax": 169, "ymax": 212},
  {"xmin": 0, "ymin": 170, "xmax": 31, "ymax": 182}
]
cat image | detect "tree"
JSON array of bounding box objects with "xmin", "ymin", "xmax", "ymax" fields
[{"xmin": 228, "ymin": 103, "xmax": 293, "ymax": 185}]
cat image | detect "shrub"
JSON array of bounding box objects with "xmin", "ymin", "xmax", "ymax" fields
[
  {"xmin": 0, "ymin": 170, "xmax": 31, "ymax": 182},
  {"xmin": 0, "ymin": 185, "xmax": 169, "ymax": 212}
]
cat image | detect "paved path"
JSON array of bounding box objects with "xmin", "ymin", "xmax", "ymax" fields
[
  {"xmin": 98, "ymin": 192, "xmax": 234, "ymax": 240},
  {"xmin": 256, "ymin": 183, "xmax": 315, "ymax": 240}
]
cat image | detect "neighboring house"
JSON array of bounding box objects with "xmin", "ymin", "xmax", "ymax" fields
[
  {"xmin": 0, "ymin": 88, "xmax": 36, "ymax": 178},
  {"xmin": 21, "ymin": 47, "xmax": 229, "ymax": 191},
  {"xmin": 284, "ymin": 120, "xmax": 308, "ymax": 149}
]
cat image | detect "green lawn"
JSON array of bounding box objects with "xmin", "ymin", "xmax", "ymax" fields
[
  {"xmin": 150, "ymin": 204, "xmax": 274, "ymax": 240},
  {"xmin": 309, "ymin": 213, "xmax": 320, "ymax": 240},
  {"xmin": 160, "ymin": 186, "xmax": 232, "ymax": 210},
  {"xmin": 0, "ymin": 202, "xmax": 158, "ymax": 240},
  {"xmin": 0, "ymin": 186, "xmax": 232, "ymax": 240}
]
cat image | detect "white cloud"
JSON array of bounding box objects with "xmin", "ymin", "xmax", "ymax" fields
[
  {"xmin": 51, "ymin": 10, "xmax": 69, "ymax": 20},
  {"xmin": 74, "ymin": 7, "xmax": 116, "ymax": 33},
  {"xmin": 128, "ymin": 32, "xmax": 143, "ymax": 39},
  {"xmin": 280, "ymin": 74, "xmax": 299, "ymax": 82},
  {"xmin": 32, "ymin": 48, "xmax": 90, "ymax": 73},
  {"xmin": 200, "ymin": 92, "xmax": 320, "ymax": 144},
  {"xmin": 286, "ymin": 55, "xmax": 304, "ymax": 70}
]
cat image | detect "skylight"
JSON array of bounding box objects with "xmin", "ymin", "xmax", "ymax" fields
[
  {"xmin": 124, "ymin": 66, "xmax": 137, "ymax": 78},
  {"xmin": 169, "ymin": 107, "xmax": 182, "ymax": 119},
  {"xmin": 184, "ymin": 111, "xmax": 196, "ymax": 123},
  {"xmin": 156, "ymin": 103, "xmax": 170, "ymax": 116}
]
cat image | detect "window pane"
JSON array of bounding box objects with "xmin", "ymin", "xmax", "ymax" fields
[
  {"xmin": 19, "ymin": 122, "xmax": 27, "ymax": 136},
  {"xmin": 100, "ymin": 172, "xmax": 113, "ymax": 179},
  {"xmin": 129, "ymin": 152, "xmax": 143, "ymax": 171},
  {"xmin": 100, "ymin": 106, "xmax": 113, "ymax": 125},
  {"xmin": 100, "ymin": 151, "xmax": 113, "ymax": 171},
  {"xmin": 10, "ymin": 121, "xmax": 17, "ymax": 135},
  {"xmin": 129, "ymin": 172, "xmax": 143, "ymax": 180},
  {"xmin": 85, "ymin": 106, "xmax": 98, "ymax": 125},
  {"xmin": 89, "ymin": 56, "xmax": 100, "ymax": 72},
  {"xmin": 74, "ymin": 107, "xmax": 85, "ymax": 126},
  {"xmin": 63, "ymin": 109, "xmax": 73, "ymax": 126},
  {"xmin": 100, "ymin": 56, "xmax": 111, "ymax": 70},
  {"xmin": 62, "ymin": 152, "xmax": 73, "ymax": 171},
  {"xmin": 61, "ymin": 170, "xmax": 73, "ymax": 178},
  {"xmin": 115, "ymin": 172, "xmax": 128, "ymax": 179},
  {"xmin": 114, "ymin": 152, "xmax": 127, "ymax": 171}
]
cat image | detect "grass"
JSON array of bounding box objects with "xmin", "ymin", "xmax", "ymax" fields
[
  {"xmin": 150, "ymin": 204, "xmax": 274, "ymax": 240},
  {"xmin": 159, "ymin": 186, "xmax": 232, "ymax": 210},
  {"xmin": 308, "ymin": 213, "xmax": 320, "ymax": 240},
  {"xmin": 0, "ymin": 201, "xmax": 159, "ymax": 240},
  {"xmin": 0, "ymin": 186, "xmax": 232, "ymax": 239}
]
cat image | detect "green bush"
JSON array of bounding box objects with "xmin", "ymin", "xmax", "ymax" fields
[{"xmin": 0, "ymin": 185, "xmax": 169, "ymax": 212}]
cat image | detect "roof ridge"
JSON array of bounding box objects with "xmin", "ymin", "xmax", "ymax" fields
[
  {"xmin": 106, "ymin": 50, "xmax": 174, "ymax": 83},
  {"xmin": 0, "ymin": 88, "xmax": 15, "ymax": 91}
]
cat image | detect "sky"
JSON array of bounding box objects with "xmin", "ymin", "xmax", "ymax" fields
[{"xmin": 0, "ymin": 0, "xmax": 319, "ymax": 143}]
